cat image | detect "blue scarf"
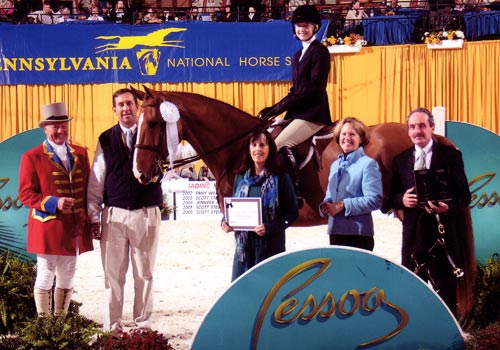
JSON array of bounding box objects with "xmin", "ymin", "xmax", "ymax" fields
[{"xmin": 233, "ymin": 169, "xmax": 278, "ymax": 262}]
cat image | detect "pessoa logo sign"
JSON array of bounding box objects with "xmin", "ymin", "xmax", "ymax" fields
[{"xmin": 192, "ymin": 247, "xmax": 465, "ymax": 350}]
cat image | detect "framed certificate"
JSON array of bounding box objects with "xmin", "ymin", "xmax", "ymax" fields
[
  {"xmin": 414, "ymin": 168, "xmax": 453, "ymax": 205},
  {"xmin": 224, "ymin": 197, "xmax": 262, "ymax": 230}
]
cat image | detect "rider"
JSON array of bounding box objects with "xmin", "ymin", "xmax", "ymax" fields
[{"xmin": 259, "ymin": 5, "xmax": 332, "ymax": 204}]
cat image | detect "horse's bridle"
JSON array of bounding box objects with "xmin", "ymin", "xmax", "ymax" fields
[
  {"xmin": 136, "ymin": 100, "xmax": 275, "ymax": 175},
  {"xmin": 134, "ymin": 108, "xmax": 169, "ymax": 177}
]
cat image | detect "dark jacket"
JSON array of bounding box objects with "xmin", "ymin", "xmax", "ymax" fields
[
  {"xmin": 390, "ymin": 139, "xmax": 472, "ymax": 315},
  {"xmin": 274, "ymin": 39, "xmax": 332, "ymax": 126}
]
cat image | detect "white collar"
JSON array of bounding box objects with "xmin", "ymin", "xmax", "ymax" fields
[
  {"xmin": 47, "ymin": 139, "xmax": 67, "ymax": 152},
  {"xmin": 301, "ymin": 35, "xmax": 317, "ymax": 50},
  {"xmin": 120, "ymin": 124, "xmax": 137, "ymax": 133},
  {"xmin": 415, "ymin": 139, "xmax": 433, "ymax": 154}
]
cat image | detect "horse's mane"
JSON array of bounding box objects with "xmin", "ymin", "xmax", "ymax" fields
[{"xmin": 165, "ymin": 91, "xmax": 259, "ymax": 122}]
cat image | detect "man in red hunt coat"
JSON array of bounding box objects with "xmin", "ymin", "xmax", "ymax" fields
[{"xmin": 18, "ymin": 102, "xmax": 93, "ymax": 317}]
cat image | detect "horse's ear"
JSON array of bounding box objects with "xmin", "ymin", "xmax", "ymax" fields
[
  {"xmin": 129, "ymin": 85, "xmax": 145, "ymax": 101},
  {"xmin": 142, "ymin": 85, "xmax": 156, "ymax": 99}
]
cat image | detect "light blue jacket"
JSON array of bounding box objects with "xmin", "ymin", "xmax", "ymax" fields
[{"xmin": 320, "ymin": 147, "xmax": 383, "ymax": 236}]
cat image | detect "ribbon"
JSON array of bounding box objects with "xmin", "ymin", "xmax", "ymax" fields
[{"xmin": 160, "ymin": 101, "xmax": 180, "ymax": 169}]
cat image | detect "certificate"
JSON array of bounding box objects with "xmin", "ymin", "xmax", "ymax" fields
[{"xmin": 224, "ymin": 197, "xmax": 262, "ymax": 230}]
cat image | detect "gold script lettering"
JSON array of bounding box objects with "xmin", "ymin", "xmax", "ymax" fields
[
  {"xmin": 252, "ymin": 258, "xmax": 409, "ymax": 349},
  {"xmin": 0, "ymin": 177, "xmax": 24, "ymax": 210},
  {"xmin": 469, "ymin": 173, "xmax": 499, "ymax": 208}
]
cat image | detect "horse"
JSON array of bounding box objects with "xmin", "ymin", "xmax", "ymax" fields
[
  {"xmin": 130, "ymin": 86, "xmax": 476, "ymax": 318},
  {"xmin": 130, "ymin": 85, "xmax": 454, "ymax": 226}
]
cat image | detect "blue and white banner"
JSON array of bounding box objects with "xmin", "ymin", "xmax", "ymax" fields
[{"xmin": 0, "ymin": 21, "xmax": 328, "ymax": 85}]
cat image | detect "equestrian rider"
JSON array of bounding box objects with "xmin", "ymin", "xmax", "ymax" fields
[{"xmin": 259, "ymin": 5, "xmax": 332, "ymax": 203}]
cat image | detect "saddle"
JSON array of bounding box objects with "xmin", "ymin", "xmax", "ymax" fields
[{"xmin": 268, "ymin": 119, "xmax": 335, "ymax": 170}]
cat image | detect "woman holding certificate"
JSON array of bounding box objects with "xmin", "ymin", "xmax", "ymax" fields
[
  {"xmin": 221, "ymin": 131, "xmax": 299, "ymax": 281},
  {"xmin": 319, "ymin": 117, "xmax": 383, "ymax": 251}
]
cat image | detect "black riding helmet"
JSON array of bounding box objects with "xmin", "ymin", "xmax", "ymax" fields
[{"xmin": 291, "ymin": 5, "xmax": 321, "ymax": 35}]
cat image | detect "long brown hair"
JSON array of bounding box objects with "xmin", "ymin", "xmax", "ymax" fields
[{"xmin": 236, "ymin": 130, "xmax": 284, "ymax": 176}]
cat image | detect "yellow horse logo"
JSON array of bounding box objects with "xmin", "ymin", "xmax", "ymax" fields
[{"xmin": 95, "ymin": 27, "xmax": 187, "ymax": 54}]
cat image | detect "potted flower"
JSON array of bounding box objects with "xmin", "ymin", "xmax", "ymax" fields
[
  {"xmin": 424, "ymin": 30, "xmax": 465, "ymax": 49},
  {"xmin": 161, "ymin": 194, "xmax": 175, "ymax": 220},
  {"xmin": 322, "ymin": 33, "xmax": 367, "ymax": 54}
]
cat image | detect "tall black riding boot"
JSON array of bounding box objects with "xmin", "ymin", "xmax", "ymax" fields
[{"xmin": 280, "ymin": 147, "xmax": 303, "ymax": 208}]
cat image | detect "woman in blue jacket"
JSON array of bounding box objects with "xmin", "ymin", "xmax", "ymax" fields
[{"xmin": 320, "ymin": 117, "xmax": 383, "ymax": 251}]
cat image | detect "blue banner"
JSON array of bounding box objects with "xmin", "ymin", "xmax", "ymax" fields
[{"xmin": 0, "ymin": 21, "xmax": 328, "ymax": 85}]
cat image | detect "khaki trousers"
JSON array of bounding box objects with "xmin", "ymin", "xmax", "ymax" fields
[
  {"xmin": 274, "ymin": 118, "xmax": 325, "ymax": 150},
  {"xmin": 100, "ymin": 206, "xmax": 161, "ymax": 330}
]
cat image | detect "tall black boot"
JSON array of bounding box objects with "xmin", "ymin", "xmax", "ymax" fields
[{"xmin": 280, "ymin": 147, "xmax": 303, "ymax": 209}]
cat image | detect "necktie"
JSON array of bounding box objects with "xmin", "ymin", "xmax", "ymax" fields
[
  {"xmin": 414, "ymin": 149, "xmax": 426, "ymax": 170},
  {"xmin": 126, "ymin": 129, "xmax": 133, "ymax": 150}
]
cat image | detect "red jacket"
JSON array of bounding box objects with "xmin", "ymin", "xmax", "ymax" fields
[{"xmin": 18, "ymin": 140, "xmax": 93, "ymax": 256}]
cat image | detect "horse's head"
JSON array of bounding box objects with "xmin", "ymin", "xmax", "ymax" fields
[{"xmin": 131, "ymin": 85, "xmax": 171, "ymax": 185}]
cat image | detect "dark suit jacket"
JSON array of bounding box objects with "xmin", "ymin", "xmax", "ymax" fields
[
  {"xmin": 274, "ymin": 39, "xmax": 332, "ymax": 126},
  {"xmin": 390, "ymin": 139, "xmax": 471, "ymax": 268}
]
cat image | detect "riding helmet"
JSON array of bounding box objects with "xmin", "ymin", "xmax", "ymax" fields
[{"xmin": 291, "ymin": 5, "xmax": 321, "ymax": 30}]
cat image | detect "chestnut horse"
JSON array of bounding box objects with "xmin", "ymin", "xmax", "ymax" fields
[
  {"xmin": 130, "ymin": 86, "xmax": 476, "ymax": 318},
  {"xmin": 130, "ymin": 85, "xmax": 454, "ymax": 226}
]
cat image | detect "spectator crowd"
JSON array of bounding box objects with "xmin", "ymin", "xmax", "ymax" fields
[{"xmin": 2, "ymin": 0, "xmax": 499, "ymax": 32}]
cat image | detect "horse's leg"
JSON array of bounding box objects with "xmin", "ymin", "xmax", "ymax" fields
[{"xmin": 295, "ymin": 159, "xmax": 328, "ymax": 226}]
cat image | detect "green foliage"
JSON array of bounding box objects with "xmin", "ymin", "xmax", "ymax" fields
[
  {"xmin": 0, "ymin": 251, "xmax": 176, "ymax": 350},
  {"xmin": 19, "ymin": 313, "xmax": 100, "ymax": 350},
  {"xmin": 0, "ymin": 250, "xmax": 37, "ymax": 334},
  {"xmin": 0, "ymin": 334, "xmax": 24, "ymax": 349},
  {"xmin": 462, "ymin": 254, "xmax": 500, "ymax": 330}
]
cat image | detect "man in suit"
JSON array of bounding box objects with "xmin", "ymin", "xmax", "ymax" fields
[
  {"xmin": 19, "ymin": 102, "xmax": 93, "ymax": 317},
  {"xmin": 390, "ymin": 107, "xmax": 473, "ymax": 318}
]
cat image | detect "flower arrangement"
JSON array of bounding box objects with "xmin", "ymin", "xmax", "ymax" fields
[
  {"xmin": 323, "ymin": 33, "xmax": 367, "ymax": 47},
  {"xmin": 423, "ymin": 30, "xmax": 465, "ymax": 44}
]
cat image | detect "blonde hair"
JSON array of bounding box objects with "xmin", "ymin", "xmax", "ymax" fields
[{"xmin": 333, "ymin": 117, "xmax": 370, "ymax": 147}]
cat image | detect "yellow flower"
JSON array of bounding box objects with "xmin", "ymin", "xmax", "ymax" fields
[
  {"xmin": 322, "ymin": 36, "xmax": 338, "ymax": 46},
  {"xmin": 344, "ymin": 37, "xmax": 352, "ymax": 46}
]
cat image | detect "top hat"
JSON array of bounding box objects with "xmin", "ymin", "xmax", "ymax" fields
[{"xmin": 39, "ymin": 102, "xmax": 73, "ymax": 127}]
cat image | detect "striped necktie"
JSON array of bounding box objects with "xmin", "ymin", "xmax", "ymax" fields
[
  {"xmin": 126, "ymin": 129, "xmax": 133, "ymax": 150},
  {"xmin": 414, "ymin": 149, "xmax": 426, "ymax": 170}
]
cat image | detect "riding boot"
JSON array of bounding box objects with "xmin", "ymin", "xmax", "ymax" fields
[
  {"xmin": 280, "ymin": 147, "xmax": 303, "ymax": 208},
  {"xmin": 34, "ymin": 287, "xmax": 51, "ymax": 317},
  {"xmin": 54, "ymin": 287, "xmax": 73, "ymax": 317}
]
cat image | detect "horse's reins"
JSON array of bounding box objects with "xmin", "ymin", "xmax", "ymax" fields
[
  {"xmin": 137, "ymin": 101, "xmax": 275, "ymax": 172},
  {"xmin": 411, "ymin": 211, "xmax": 464, "ymax": 292}
]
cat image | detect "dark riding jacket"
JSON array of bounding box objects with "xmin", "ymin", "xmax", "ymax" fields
[{"xmin": 274, "ymin": 39, "xmax": 332, "ymax": 126}]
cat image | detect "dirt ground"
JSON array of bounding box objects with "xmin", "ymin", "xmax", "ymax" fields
[{"xmin": 74, "ymin": 214, "xmax": 402, "ymax": 350}]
